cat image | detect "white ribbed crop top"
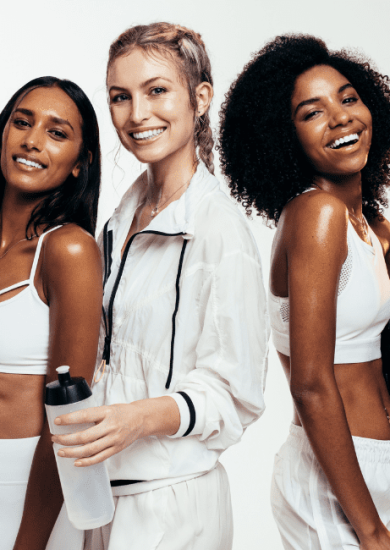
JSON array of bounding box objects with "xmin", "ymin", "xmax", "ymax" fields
[
  {"xmin": 0, "ymin": 226, "xmax": 62, "ymax": 375},
  {"xmin": 269, "ymin": 220, "xmax": 390, "ymax": 364}
]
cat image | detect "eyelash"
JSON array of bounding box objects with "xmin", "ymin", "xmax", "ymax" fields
[
  {"xmin": 151, "ymin": 87, "xmax": 166, "ymax": 95},
  {"xmin": 304, "ymin": 111, "xmax": 320, "ymax": 121},
  {"xmin": 110, "ymin": 93, "xmax": 129, "ymax": 104}
]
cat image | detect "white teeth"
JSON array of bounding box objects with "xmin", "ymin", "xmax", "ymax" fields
[
  {"xmin": 16, "ymin": 157, "xmax": 44, "ymax": 169},
  {"xmin": 132, "ymin": 128, "xmax": 164, "ymax": 140},
  {"xmin": 329, "ymin": 133, "xmax": 359, "ymax": 149}
]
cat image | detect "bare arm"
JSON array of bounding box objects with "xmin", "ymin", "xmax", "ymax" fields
[
  {"xmin": 286, "ymin": 193, "xmax": 390, "ymax": 548},
  {"xmin": 13, "ymin": 225, "xmax": 103, "ymax": 550}
]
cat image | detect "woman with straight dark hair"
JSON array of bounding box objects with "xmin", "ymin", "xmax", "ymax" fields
[
  {"xmin": 220, "ymin": 36, "xmax": 390, "ymax": 549},
  {"xmin": 0, "ymin": 76, "xmax": 103, "ymax": 550}
]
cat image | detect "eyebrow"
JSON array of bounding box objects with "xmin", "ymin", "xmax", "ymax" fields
[
  {"xmin": 13, "ymin": 108, "xmax": 74, "ymax": 131},
  {"xmin": 109, "ymin": 76, "xmax": 174, "ymax": 93},
  {"xmin": 294, "ymin": 83, "xmax": 354, "ymax": 116}
]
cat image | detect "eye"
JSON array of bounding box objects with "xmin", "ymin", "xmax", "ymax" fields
[
  {"xmin": 343, "ymin": 96, "xmax": 358, "ymax": 104},
  {"xmin": 110, "ymin": 93, "xmax": 129, "ymax": 104},
  {"xmin": 13, "ymin": 118, "xmax": 30, "ymax": 128},
  {"xmin": 304, "ymin": 110, "xmax": 320, "ymax": 121},
  {"xmin": 49, "ymin": 129, "xmax": 67, "ymax": 139},
  {"xmin": 151, "ymin": 87, "xmax": 166, "ymax": 96}
]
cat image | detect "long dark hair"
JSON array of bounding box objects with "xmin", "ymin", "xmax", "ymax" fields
[{"xmin": 0, "ymin": 76, "xmax": 101, "ymax": 236}]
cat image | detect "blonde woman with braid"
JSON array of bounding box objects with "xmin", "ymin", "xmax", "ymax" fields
[{"xmin": 51, "ymin": 23, "xmax": 269, "ymax": 550}]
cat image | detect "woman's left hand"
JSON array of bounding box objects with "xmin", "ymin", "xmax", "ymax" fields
[
  {"xmin": 51, "ymin": 396, "xmax": 180, "ymax": 466},
  {"xmin": 52, "ymin": 403, "xmax": 145, "ymax": 467}
]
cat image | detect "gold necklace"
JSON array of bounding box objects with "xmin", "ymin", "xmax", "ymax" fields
[
  {"xmin": 144, "ymin": 162, "xmax": 198, "ymax": 218},
  {"xmin": 348, "ymin": 210, "xmax": 368, "ymax": 238},
  {"xmin": 0, "ymin": 234, "xmax": 38, "ymax": 261}
]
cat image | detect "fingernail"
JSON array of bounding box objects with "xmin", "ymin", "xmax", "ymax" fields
[
  {"xmin": 58, "ymin": 450, "xmax": 65, "ymax": 457},
  {"xmin": 54, "ymin": 418, "xmax": 61, "ymax": 425},
  {"xmin": 74, "ymin": 461, "xmax": 82, "ymax": 467}
]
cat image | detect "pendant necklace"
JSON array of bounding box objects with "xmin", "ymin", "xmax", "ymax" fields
[{"xmin": 145, "ymin": 162, "xmax": 198, "ymax": 218}]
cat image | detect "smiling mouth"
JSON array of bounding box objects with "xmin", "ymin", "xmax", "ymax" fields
[
  {"xmin": 129, "ymin": 128, "xmax": 166, "ymax": 141},
  {"xmin": 328, "ymin": 133, "xmax": 360, "ymax": 150},
  {"xmin": 14, "ymin": 156, "xmax": 45, "ymax": 169}
]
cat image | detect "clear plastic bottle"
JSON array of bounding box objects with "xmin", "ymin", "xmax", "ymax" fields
[{"xmin": 45, "ymin": 366, "xmax": 115, "ymax": 530}]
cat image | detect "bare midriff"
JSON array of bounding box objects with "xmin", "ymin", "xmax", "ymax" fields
[
  {"xmin": 278, "ymin": 354, "xmax": 390, "ymax": 441},
  {"xmin": 0, "ymin": 372, "xmax": 46, "ymax": 438}
]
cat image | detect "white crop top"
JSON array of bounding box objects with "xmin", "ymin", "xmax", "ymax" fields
[
  {"xmin": 0, "ymin": 226, "xmax": 62, "ymax": 375},
  {"xmin": 269, "ymin": 220, "xmax": 390, "ymax": 363}
]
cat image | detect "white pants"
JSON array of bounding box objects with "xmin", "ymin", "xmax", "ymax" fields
[
  {"xmin": 84, "ymin": 463, "xmax": 233, "ymax": 550},
  {"xmin": 0, "ymin": 436, "xmax": 40, "ymax": 550},
  {"xmin": 271, "ymin": 424, "xmax": 390, "ymax": 549}
]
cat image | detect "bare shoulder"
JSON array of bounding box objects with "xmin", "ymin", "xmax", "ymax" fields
[
  {"xmin": 42, "ymin": 224, "xmax": 100, "ymax": 262},
  {"xmin": 41, "ymin": 224, "xmax": 102, "ymax": 285},
  {"xmin": 279, "ymin": 190, "xmax": 348, "ymax": 250}
]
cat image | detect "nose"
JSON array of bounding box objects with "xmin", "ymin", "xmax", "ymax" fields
[
  {"xmin": 129, "ymin": 94, "xmax": 150, "ymax": 125},
  {"xmin": 22, "ymin": 125, "xmax": 43, "ymax": 151},
  {"xmin": 329, "ymin": 103, "xmax": 351, "ymax": 128}
]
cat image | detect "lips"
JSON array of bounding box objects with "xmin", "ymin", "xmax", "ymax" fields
[{"xmin": 13, "ymin": 155, "xmax": 46, "ymax": 169}]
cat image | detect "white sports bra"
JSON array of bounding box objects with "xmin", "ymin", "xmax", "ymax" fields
[
  {"xmin": 269, "ymin": 218, "xmax": 390, "ymax": 364},
  {"xmin": 0, "ymin": 226, "xmax": 62, "ymax": 375}
]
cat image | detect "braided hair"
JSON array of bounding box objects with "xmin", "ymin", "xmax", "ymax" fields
[{"xmin": 107, "ymin": 22, "xmax": 214, "ymax": 174}]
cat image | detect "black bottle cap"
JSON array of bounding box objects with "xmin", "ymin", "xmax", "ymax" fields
[{"xmin": 45, "ymin": 366, "xmax": 92, "ymax": 406}]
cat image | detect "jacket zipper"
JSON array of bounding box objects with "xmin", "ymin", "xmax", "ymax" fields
[{"xmin": 102, "ymin": 221, "xmax": 187, "ymax": 388}]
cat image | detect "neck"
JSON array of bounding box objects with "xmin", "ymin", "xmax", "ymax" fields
[
  {"xmin": 312, "ymin": 172, "xmax": 363, "ymax": 216},
  {"xmin": 0, "ymin": 186, "xmax": 41, "ymax": 245},
  {"xmin": 146, "ymin": 143, "xmax": 197, "ymax": 203}
]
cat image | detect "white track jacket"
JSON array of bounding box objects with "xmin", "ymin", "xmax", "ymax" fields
[{"xmin": 92, "ymin": 162, "xmax": 269, "ymax": 495}]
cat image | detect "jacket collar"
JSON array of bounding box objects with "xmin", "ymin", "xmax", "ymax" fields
[{"xmin": 108, "ymin": 161, "xmax": 220, "ymax": 260}]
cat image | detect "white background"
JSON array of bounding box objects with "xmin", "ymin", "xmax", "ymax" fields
[{"xmin": 2, "ymin": 1, "xmax": 390, "ymax": 547}]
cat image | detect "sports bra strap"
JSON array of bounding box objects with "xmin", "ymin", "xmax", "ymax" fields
[
  {"xmin": 29, "ymin": 226, "xmax": 63, "ymax": 282},
  {"xmin": 0, "ymin": 280, "xmax": 30, "ymax": 296}
]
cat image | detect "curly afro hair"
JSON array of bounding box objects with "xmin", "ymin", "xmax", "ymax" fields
[{"xmin": 218, "ymin": 34, "xmax": 390, "ymax": 224}]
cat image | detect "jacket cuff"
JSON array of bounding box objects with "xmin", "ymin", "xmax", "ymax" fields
[{"xmin": 167, "ymin": 391, "xmax": 205, "ymax": 438}]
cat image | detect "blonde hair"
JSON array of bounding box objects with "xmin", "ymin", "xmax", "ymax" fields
[{"xmin": 107, "ymin": 22, "xmax": 214, "ymax": 174}]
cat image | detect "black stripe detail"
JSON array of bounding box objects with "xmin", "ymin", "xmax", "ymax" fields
[
  {"xmin": 102, "ymin": 220, "xmax": 113, "ymax": 288},
  {"xmin": 110, "ymin": 479, "xmax": 144, "ymax": 487},
  {"xmin": 165, "ymin": 240, "xmax": 188, "ymax": 389},
  {"xmin": 102, "ymin": 230, "xmax": 186, "ymax": 367},
  {"xmin": 177, "ymin": 391, "xmax": 196, "ymax": 436}
]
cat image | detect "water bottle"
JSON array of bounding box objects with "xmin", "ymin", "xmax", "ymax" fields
[{"xmin": 45, "ymin": 366, "xmax": 115, "ymax": 530}]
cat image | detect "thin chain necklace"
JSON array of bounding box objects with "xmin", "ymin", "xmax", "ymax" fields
[
  {"xmin": 0, "ymin": 234, "xmax": 38, "ymax": 261},
  {"xmin": 144, "ymin": 161, "xmax": 198, "ymax": 218},
  {"xmin": 348, "ymin": 210, "xmax": 368, "ymax": 238}
]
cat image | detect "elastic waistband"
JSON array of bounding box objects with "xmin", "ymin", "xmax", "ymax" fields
[{"xmin": 287, "ymin": 424, "xmax": 390, "ymax": 464}]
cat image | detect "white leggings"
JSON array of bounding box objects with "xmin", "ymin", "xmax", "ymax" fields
[
  {"xmin": 0, "ymin": 436, "xmax": 40, "ymax": 550},
  {"xmin": 271, "ymin": 424, "xmax": 390, "ymax": 549},
  {"xmin": 84, "ymin": 463, "xmax": 233, "ymax": 550}
]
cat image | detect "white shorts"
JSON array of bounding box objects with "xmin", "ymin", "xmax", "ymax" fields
[
  {"xmin": 84, "ymin": 462, "xmax": 233, "ymax": 550},
  {"xmin": 0, "ymin": 436, "xmax": 40, "ymax": 550},
  {"xmin": 271, "ymin": 424, "xmax": 390, "ymax": 549}
]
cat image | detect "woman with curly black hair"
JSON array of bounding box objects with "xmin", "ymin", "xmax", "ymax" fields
[{"xmin": 220, "ymin": 35, "xmax": 390, "ymax": 549}]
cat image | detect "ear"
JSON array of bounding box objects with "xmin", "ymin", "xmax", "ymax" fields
[
  {"xmin": 72, "ymin": 162, "xmax": 81, "ymax": 179},
  {"xmin": 195, "ymin": 82, "xmax": 213, "ymax": 117}
]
